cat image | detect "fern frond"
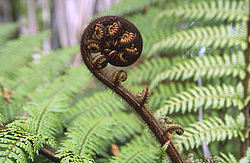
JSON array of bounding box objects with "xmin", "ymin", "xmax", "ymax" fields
[
  {"xmin": 0, "ymin": 31, "xmax": 49, "ymax": 78},
  {"xmin": 55, "ymin": 150, "xmax": 94, "ymax": 163},
  {"xmin": 142, "ymin": 29, "xmax": 173, "ymax": 57},
  {"xmin": 149, "ymin": 82, "xmax": 196, "ymax": 109},
  {"xmin": 0, "ymin": 46, "xmax": 79, "ymax": 122},
  {"xmin": 125, "ymin": 6, "xmax": 183, "ymax": 57},
  {"xmin": 218, "ymin": 152, "xmax": 239, "ymax": 163},
  {"xmin": 0, "ymin": 99, "xmax": 23, "ymax": 122},
  {"xmin": 24, "ymin": 96, "xmax": 67, "ymax": 137},
  {"xmin": 111, "ymin": 112, "xmax": 143, "ymax": 141},
  {"xmin": 156, "ymin": 84, "xmax": 244, "ymax": 116},
  {"xmin": 149, "ymin": 24, "xmax": 247, "ymax": 56},
  {"xmin": 64, "ymin": 91, "xmax": 125, "ymax": 124},
  {"xmin": 171, "ymin": 113, "xmax": 198, "ymax": 128},
  {"xmin": 150, "ymin": 52, "xmax": 245, "ymax": 88},
  {"xmin": 110, "ymin": 146, "xmax": 158, "ymax": 163},
  {"xmin": 154, "ymin": 0, "xmax": 249, "ymax": 26},
  {"xmin": 127, "ymin": 58, "xmax": 171, "ymax": 85},
  {"xmin": 7, "ymin": 46, "xmax": 79, "ymax": 94},
  {"xmin": 175, "ymin": 113, "xmax": 245, "ymax": 151},
  {"xmin": 0, "ymin": 122, "xmax": 55, "ymax": 163},
  {"xmin": 127, "ymin": 7, "xmax": 173, "ymax": 34},
  {"xmin": 60, "ymin": 117, "xmax": 114, "ymax": 158},
  {"xmin": 112, "ymin": 130, "xmax": 160, "ymax": 162},
  {"xmin": 105, "ymin": 0, "xmax": 160, "ymax": 16},
  {"xmin": 29, "ymin": 66, "xmax": 92, "ymax": 100},
  {"xmin": 0, "ymin": 113, "xmax": 7, "ymax": 126},
  {"xmin": 0, "ymin": 23, "xmax": 17, "ymax": 45},
  {"xmin": 124, "ymin": 130, "xmax": 159, "ymax": 149},
  {"xmin": 126, "ymin": 7, "xmax": 181, "ymax": 57}
]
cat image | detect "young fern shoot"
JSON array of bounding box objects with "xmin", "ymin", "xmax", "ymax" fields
[{"xmin": 80, "ymin": 16, "xmax": 184, "ymax": 163}]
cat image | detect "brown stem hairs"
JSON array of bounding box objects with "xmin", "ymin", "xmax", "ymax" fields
[{"xmin": 80, "ymin": 16, "xmax": 184, "ymax": 163}]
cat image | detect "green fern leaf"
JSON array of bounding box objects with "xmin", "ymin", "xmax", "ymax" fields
[
  {"xmin": 150, "ymin": 52, "xmax": 245, "ymax": 88},
  {"xmin": 156, "ymin": 84, "xmax": 244, "ymax": 116},
  {"xmin": 24, "ymin": 96, "xmax": 67, "ymax": 137},
  {"xmin": 127, "ymin": 58, "xmax": 171, "ymax": 85},
  {"xmin": 154, "ymin": 0, "xmax": 249, "ymax": 26},
  {"xmin": 110, "ymin": 146, "xmax": 158, "ymax": 163},
  {"xmin": 0, "ymin": 122, "xmax": 55, "ymax": 163},
  {"xmin": 55, "ymin": 150, "xmax": 94, "ymax": 163},
  {"xmin": 7, "ymin": 46, "xmax": 79, "ymax": 96},
  {"xmin": 124, "ymin": 130, "xmax": 159, "ymax": 149},
  {"xmin": 64, "ymin": 91, "xmax": 125, "ymax": 124},
  {"xmin": 0, "ymin": 23, "xmax": 17, "ymax": 45},
  {"xmin": 171, "ymin": 113, "xmax": 198, "ymax": 128},
  {"xmin": 105, "ymin": 0, "xmax": 160, "ymax": 16},
  {"xmin": 149, "ymin": 82, "xmax": 196, "ymax": 109},
  {"xmin": 0, "ymin": 113, "xmax": 7, "ymax": 126},
  {"xmin": 149, "ymin": 24, "xmax": 247, "ymax": 56},
  {"xmin": 111, "ymin": 112, "xmax": 142, "ymax": 141},
  {"xmin": 29, "ymin": 66, "xmax": 92, "ymax": 100},
  {"xmin": 60, "ymin": 117, "xmax": 114, "ymax": 158},
  {"xmin": 176, "ymin": 113, "xmax": 244, "ymax": 151},
  {"xmin": 218, "ymin": 152, "xmax": 239, "ymax": 163},
  {"xmin": 0, "ymin": 31, "xmax": 49, "ymax": 78}
]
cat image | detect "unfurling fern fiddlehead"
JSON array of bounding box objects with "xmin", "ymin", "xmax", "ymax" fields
[{"xmin": 80, "ymin": 16, "xmax": 184, "ymax": 163}]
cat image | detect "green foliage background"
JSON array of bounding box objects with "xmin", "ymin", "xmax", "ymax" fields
[{"xmin": 0, "ymin": 0, "xmax": 249, "ymax": 162}]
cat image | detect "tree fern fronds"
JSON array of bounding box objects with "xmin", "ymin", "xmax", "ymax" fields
[
  {"xmin": 127, "ymin": 58, "xmax": 171, "ymax": 85},
  {"xmin": 55, "ymin": 150, "xmax": 94, "ymax": 163},
  {"xmin": 111, "ymin": 112, "xmax": 142, "ymax": 141},
  {"xmin": 29, "ymin": 66, "xmax": 92, "ymax": 100},
  {"xmin": 150, "ymin": 52, "xmax": 245, "ymax": 88},
  {"xmin": 0, "ymin": 31, "xmax": 49, "ymax": 78},
  {"xmin": 175, "ymin": 113, "xmax": 245, "ymax": 151},
  {"xmin": 0, "ymin": 99, "xmax": 23, "ymax": 122},
  {"xmin": 0, "ymin": 23, "xmax": 17, "ymax": 45},
  {"xmin": 127, "ymin": 7, "xmax": 181, "ymax": 36},
  {"xmin": 0, "ymin": 113, "xmax": 7, "ymax": 126},
  {"xmin": 36, "ymin": 45, "xmax": 79, "ymax": 77},
  {"xmin": 105, "ymin": 0, "xmax": 160, "ymax": 16},
  {"xmin": 149, "ymin": 82, "xmax": 196, "ymax": 109},
  {"xmin": 170, "ymin": 114, "xmax": 198, "ymax": 128},
  {"xmin": 1, "ymin": 46, "xmax": 79, "ymax": 102},
  {"xmin": 110, "ymin": 145, "xmax": 158, "ymax": 163},
  {"xmin": 15, "ymin": 45, "xmax": 79, "ymax": 82},
  {"xmin": 64, "ymin": 91, "xmax": 125, "ymax": 124},
  {"xmin": 218, "ymin": 152, "xmax": 243, "ymax": 163},
  {"xmin": 60, "ymin": 117, "xmax": 115, "ymax": 158},
  {"xmin": 156, "ymin": 84, "xmax": 244, "ymax": 116},
  {"xmin": 0, "ymin": 122, "xmax": 55, "ymax": 163},
  {"xmin": 24, "ymin": 96, "xmax": 67, "ymax": 137},
  {"xmin": 142, "ymin": 29, "xmax": 178, "ymax": 57},
  {"xmin": 154, "ymin": 0, "xmax": 249, "ymax": 27},
  {"xmin": 123, "ymin": 130, "xmax": 159, "ymax": 150},
  {"xmin": 149, "ymin": 24, "xmax": 247, "ymax": 56},
  {"xmin": 158, "ymin": 141, "xmax": 172, "ymax": 163}
]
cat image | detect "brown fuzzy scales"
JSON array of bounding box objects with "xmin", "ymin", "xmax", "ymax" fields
[
  {"xmin": 137, "ymin": 87, "xmax": 150, "ymax": 106},
  {"xmin": 80, "ymin": 16, "xmax": 184, "ymax": 163}
]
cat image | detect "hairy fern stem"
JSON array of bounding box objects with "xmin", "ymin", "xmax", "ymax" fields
[{"xmin": 81, "ymin": 16, "xmax": 184, "ymax": 163}]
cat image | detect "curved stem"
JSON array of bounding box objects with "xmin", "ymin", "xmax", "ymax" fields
[{"xmin": 81, "ymin": 46, "xmax": 185, "ymax": 163}]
